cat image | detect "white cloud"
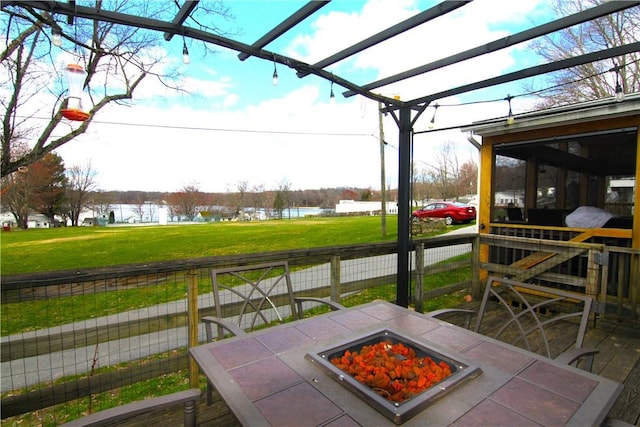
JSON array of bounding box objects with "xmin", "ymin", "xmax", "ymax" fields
[{"xmin": 50, "ymin": 0, "xmax": 548, "ymax": 193}]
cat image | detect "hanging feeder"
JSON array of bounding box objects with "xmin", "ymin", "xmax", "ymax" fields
[{"xmin": 61, "ymin": 63, "xmax": 90, "ymax": 121}]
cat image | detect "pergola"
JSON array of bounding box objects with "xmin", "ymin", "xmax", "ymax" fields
[{"xmin": 4, "ymin": 0, "xmax": 640, "ymax": 307}]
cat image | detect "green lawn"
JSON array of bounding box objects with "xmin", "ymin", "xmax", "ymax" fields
[{"xmin": 2, "ymin": 216, "xmax": 402, "ymax": 275}]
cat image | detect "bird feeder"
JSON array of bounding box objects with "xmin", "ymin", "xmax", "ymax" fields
[{"xmin": 61, "ymin": 63, "xmax": 90, "ymax": 121}]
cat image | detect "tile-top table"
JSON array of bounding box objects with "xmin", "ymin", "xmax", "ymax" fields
[{"xmin": 190, "ymin": 301, "xmax": 622, "ymax": 427}]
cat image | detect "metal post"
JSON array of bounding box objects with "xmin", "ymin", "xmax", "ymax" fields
[
  {"xmin": 378, "ymin": 101, "xmax": 387, "ymax": 237},
  {"xmin": 415, "ymin": 243, "xmax": 424, "ymax": 313},
  {"xmin": 396, "ymin": 106, "xmax": 412, "ymax": 307}
]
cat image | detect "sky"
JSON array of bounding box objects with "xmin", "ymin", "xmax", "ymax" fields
[{"xmin": 46, "ymin": 0, "xmax": 554, "ymax": 194}]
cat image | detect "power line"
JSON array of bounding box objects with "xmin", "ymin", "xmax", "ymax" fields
[{"xmin": 20, "ymin": 115, "xmax": 375, "ymax": 138}]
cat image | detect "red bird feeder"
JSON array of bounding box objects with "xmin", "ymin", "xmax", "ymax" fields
[{"xmin": 61, "ymin": 63, "xmax": 90, "ymax": 121}]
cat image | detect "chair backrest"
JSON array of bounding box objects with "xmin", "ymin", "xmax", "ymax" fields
[
  {"xmin": 473, "ymin": 276, "xmax": 593, "ymax": 359},
  {"xmin": 211, "ymin": 261, "xmax": 298, "ymax": 337},
  {"xmin": 506, "ymin": 207, "xmax": 523, "ymax": 222}
]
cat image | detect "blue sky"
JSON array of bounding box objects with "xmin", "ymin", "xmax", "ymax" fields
[{"xmin": 53, "ymin": 0, "xmax": 554, "ymax": 194}]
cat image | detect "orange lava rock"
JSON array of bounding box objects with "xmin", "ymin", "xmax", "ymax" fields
[{"xmin": 330, "ymin": 341, "xmax": 452, "ymax": 402}]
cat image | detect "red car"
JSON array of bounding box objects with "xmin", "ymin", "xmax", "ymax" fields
[{"xmin": 412, "ymin": 202, "xmax": 476, "ymax": 225}]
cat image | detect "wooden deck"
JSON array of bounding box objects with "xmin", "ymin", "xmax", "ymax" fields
[{"xmin": 112, "ymin": 306, "xmax": 640, "ymax": 427}]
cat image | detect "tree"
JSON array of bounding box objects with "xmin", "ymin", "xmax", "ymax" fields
[
  {"xmin": 275, "ymin": 179, "xmax": 292, "ymax": 219},
  {"xmin": 169, "ymin": 184, "xmax": 204, "ymax": 221},
  {"xmin": 2, "ymin": 152, "xmax": 66, "ymax": 228},
  {"xmin": 132, "ymin": 196, "xmax": 146, "ymax": 223},
  {"xmin": 90, "ymin": 190, "xmax": 113, "ymax": 223},
  {"xmin": 30, "ymin": 153, "xmax": 67, "ymax": 224},
  {"xmin": 1, "ymin": 2, "xmax": 233, "ymax": 177},
  {"xmin": 65, "ymin": 162, "xmax": 97, "ymax": 226},
  {"xmin": 429, "ymin": 142, "xmax": 456, "ymax": 200},
  {"xmin": 458, "ymin": 160, "xmax": 478, "ymax": 196},
  {"xmin": 412, "ymin": 164, "xmax": 434, "ymax": 204},
  {"xmin": 230, "ymin": 180, "xmax": 249, "ymax": 218},
  {"xmin": 527, "ymin": 0, "xmax": 639, "ymax": 107}
]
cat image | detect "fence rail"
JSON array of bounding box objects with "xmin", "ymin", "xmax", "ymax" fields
[{"xmin": 482, "ymin": 227, "xmax": 640, "ymax": 316}]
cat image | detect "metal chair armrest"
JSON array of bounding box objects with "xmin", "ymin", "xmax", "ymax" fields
[
  {"xmin": 201, "ymin": 316, "xmax": 246, "ymax": 342},
  {"xmin": 428, "ymin": 308, "xmax": 476, "ymax": 329},
  {"xmin": 295, "ymin": 297, "xmax": 345, "ymax": 318},
  {"xmin": 554, "ymin": 347, "xmax": 599, "ymax": 372},
  {"xmin": 602, "ymin": 417, "xmax": 635, "ymax": 427}
]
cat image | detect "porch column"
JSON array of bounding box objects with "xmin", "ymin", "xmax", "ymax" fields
[{"xmin": 396, "ymin": 106, "xmax": 412, "ymax": 307}]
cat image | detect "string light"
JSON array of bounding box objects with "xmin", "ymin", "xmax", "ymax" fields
[
  {"xmin": 182, "ymin": 37, "xmax": 190, "ymax": 65},
  {"xmin": 416, "ymin": 57, "xmax": 639, "ymax": 131},
  {"xmin": 505, "ymin": 95, "xmax": 515, "ymax": 125},
  {"xmin": 612, "ymin": 66, "xmax": 624, "ymax": 102},
  {"xmin": 428, "ymin": 103, "xmax": 439, "ymax": 129},
  {"xmin": 330, "ymin": 81, "xmax": 335, "ymax": 104},
  {"xmin": 272, "ymin": 59, "xmax": 278, "ymax": 86},
  {"xmin": 51, "ymin": 25, "xmax": 62, "ymax": 47},
  {"xmin": 615, "ymin": 82, "xmax": 624, "ymax": 102}
]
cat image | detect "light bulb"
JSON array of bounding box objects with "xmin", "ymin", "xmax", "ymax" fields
[
  {"xmin": 182, "ymin": 43, "xmax": 190, "ymax": 65},
  {"xmin": 272, "ymin": 69, "xmax": 278, "ymax": 86},
  {"xmin": 52, "ymin": 27, "xmax": 62, "ymax": 47},
  {"xmin": 615, "ymin": 83, "xmax": 624, "ymax": 102},
  {"xmin": 329, "ymin": 81, "xmax": 335, "ymax": 104},
  {"xmin": 505, "ymin": 95, "xmax": 514, "ymax": 125},
  {"xmin": 428, "ymin": 104, "xmax": 438, "ymax": 129}
]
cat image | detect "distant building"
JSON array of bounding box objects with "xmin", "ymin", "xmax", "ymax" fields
[{"xmin": 335, "ymin": 200, "xmax": 398, "ymax": 215}]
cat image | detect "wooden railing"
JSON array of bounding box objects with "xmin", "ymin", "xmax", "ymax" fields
[{"xmin": 486, "ymin": 223, "xmax": 639, "ymax": 317}]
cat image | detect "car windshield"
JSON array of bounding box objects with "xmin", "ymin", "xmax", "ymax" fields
[{"xmin": 453, "ymin": 202, "xmax": 469, "ymax": 207}]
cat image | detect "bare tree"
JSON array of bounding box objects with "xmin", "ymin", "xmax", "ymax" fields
[
  {"xmin": 65, "ymin": 162, "xmax": 97, "ymax": 226},
  {"xmin": 250, "ymin": 184, "xmax": 265, "ymax": 219},
  {"xmin": 458, "ymin": 160, "xmax": 478, "ymax": 196},
  {"xmin": 527, "ymin": 0, "xmax": 639, "ymax": 107},
  {"xmin": 412, "ymin": 164, "xmax": 433, "ymax": 205},
  {"xmin": 169, "ymin": 184, "xmax": 204, "ymax": 221},
  {"xmin": 146, "ymin": 201, "xmax": 156, "ymax": 223},
  {"xmin": 91, "ymin": 190, "xmax": 114, "ymax": 222},
  {"xmin": 232, "ymin": 180, "xmax": 249, "ymax": 218},
  {"xmin": 428, "ymin": 142, "xmax": 456, "ymax": 200},
  {"xmin": 1, "ymin": 2, "xmax": 234, "ymax": 177},
  {"xmin": 131, "ymin": 196, "xmax": 146, "ymax": 223}
]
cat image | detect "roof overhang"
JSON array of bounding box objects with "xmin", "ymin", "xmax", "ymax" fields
[{"xmin": 463, "ymin": 93, "xmax": 640, "ymax": 138}]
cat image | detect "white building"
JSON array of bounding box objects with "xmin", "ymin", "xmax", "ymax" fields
[{"xmin": 335, "ymin": 200, "xmax": 398, "ymax": 215}]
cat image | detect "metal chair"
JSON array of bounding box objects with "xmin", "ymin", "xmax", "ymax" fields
[
  {"xmin": 430, "ymin": 276, "xmax": 599, "ymax": 371},
  {"xmin": 201, "ymin": 261, "xmax": 345, "ymax": 403}
]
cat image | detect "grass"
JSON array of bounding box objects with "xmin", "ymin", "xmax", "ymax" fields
[{"xmin": 1, "ymin": 217, "xmax": 401, "ymax": 274}]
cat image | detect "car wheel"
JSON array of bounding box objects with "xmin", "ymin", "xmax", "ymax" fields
[{"xmin": 445, "ymin": 215, "xmax": 453, "ymax": 226}]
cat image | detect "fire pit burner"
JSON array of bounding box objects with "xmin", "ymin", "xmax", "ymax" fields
[{"xmin": 306, "ymin": 329, "xmax": 481, "ymax": 425}]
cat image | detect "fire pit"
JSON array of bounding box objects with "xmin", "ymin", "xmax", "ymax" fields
[{"xmin": 306, "ymin": 329, "xmax": 482, "ymax": 425}]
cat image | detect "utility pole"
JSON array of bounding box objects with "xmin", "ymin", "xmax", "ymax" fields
[{"xmin": 378, "ymin": 101, "xmax": 387, "ymax": 237}]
